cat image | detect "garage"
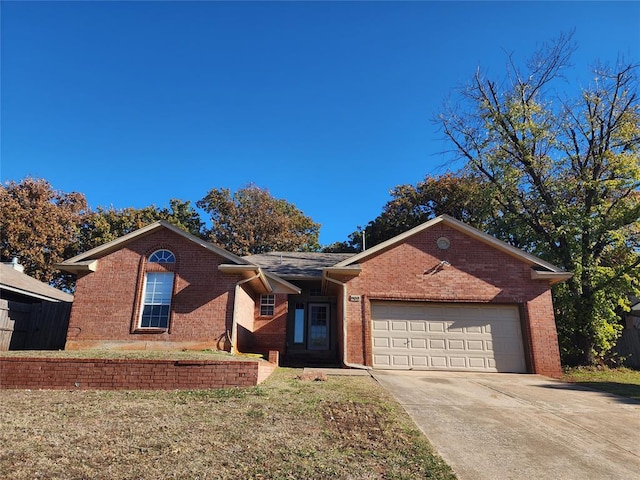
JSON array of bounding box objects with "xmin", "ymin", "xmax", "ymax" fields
[{"xmin": 371, "ymin": 301, "xmax": 527, "ymax": 372}]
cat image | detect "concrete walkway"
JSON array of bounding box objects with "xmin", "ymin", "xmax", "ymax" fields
[{"xmin": 372, "ymin": 370, "xmax": 640, "ymax": 480}]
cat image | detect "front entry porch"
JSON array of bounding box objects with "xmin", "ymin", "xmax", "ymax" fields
[{"xmin": 283, "ymin": 281, "xmax": 339, "ymax": 366}]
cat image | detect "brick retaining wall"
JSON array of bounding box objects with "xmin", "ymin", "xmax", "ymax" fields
[{"xmin": 0, "ymin": 357, "xmax": 277, "ymax": 390}]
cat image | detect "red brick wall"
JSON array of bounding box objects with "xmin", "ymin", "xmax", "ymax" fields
[
  {"xmin": 251, "ymin": 293, "xmax": 288, "ymax": 355},
  {"xmin": 0, "ymin": 357, "xmax": 276, "ymax": 390},
  {"xmin": 66, "ymin": 229, "xmax": 242, "ymax": 351},
  {"xmin": 343, "ymin": 223, "xmax": 562, "ymax": 377}
]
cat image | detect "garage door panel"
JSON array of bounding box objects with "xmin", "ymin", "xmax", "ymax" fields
[
  {"xmin": 410, "ymin": 322, "xmax": 426, "ymax": 332},
  {"xmin": 372, "ymin": 320, "xmax": 389, "ymax": 331},
  {"xmin": 372, "ymin": 302, "xmax": 526, "ymax": 373},
  {"xmin": 373, "ymin": 337, "xmax": 390, "ymax": 348},
  {"xmin": 431, "ymin": 356, "xmax": 447, "ymax": 367},
  {"xmin": 468, "ymin": 357, "xmax": 487, "ymax": 368},
  {"xmin": 467, "ymin": 340, "xmax": 485, "ymax": 351},
  {"xmin": 392, "ymin": 355, "xmax": 409, "ymax": 367},
  {"xmin": 374, "ymin": 354, "xmax": 391, "ymax": 366},
  {"xmin": 412, "ymin": 356, "xmax": 428, "ymax": 367},
  {"xmin": 448, "ymin": 324, "xmax": 464, "ymax": 333},
  {"xmin": 466, "ymin": 325, "xmax": 483, "ymax": 334},
  {"xmin": 493, "ymin": 323, "xmax": 521, "ymax": 337},
  {"xmin": 428, "ymin": 323, "xmax": 445, "ymax": 332},
  {"xmin": 449, "ymin": 357, "xmax": 466, "ymax": 368},
  {"xmin": 392, "ymin": 338, "xmax": 408, "ymax": 348}
]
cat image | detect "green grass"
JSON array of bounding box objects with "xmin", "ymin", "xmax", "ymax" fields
[
  {"xmin": 562, "ymin": 366, "xmax": 640, "ymax": 401},
  {"xmin": 0, "ymin": 367, "xmax": 456, "ymax": 480}
]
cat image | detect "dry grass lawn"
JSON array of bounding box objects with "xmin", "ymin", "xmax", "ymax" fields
[{"xmin": 0, "ymin": 367, "xmax": 456, "ymax": 480}]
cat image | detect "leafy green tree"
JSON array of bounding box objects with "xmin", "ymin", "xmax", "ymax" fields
[
  {"xmin": 0, "ymin": 177, "xmax": 88, "ymax": 289},
  {"xmin": 197, "ymin": 184, "xmax": 320, "ymax": 255},
  {"xmin": 77, "ymin": 199, "xmax": 205, "ymax": 252},
  {"xmin": 437, "ymin": 32, "xmax": 640, "ymax": 365},
  {"xmin": 326, "ymin": 172, "xmax": 497, "ymax": 252}
]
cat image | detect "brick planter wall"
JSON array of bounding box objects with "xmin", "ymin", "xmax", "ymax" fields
[{"xmin": 0, "ymin": 357, "xmax": 277, "ymax": 390}]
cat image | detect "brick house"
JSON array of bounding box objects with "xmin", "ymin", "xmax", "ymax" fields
[{"xmin": 58, "ymin": 215, "xmax": 571, "ymax": 377}]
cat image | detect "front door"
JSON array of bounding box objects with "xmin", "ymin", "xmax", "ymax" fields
[
  {"xmin": 308, "ymin": 303, "xmax": 330, "ymax": 350},
  {"xmin": 285, "ymin": 281, "xmax": 337, "ymax": 364}
]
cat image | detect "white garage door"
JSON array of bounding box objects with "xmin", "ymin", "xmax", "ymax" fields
[{"xmin": 371, "ymin": 302, "xmax": 526, "ymax": 372}]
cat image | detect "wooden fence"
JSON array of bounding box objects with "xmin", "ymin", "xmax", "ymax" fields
[{"xmin": 0, "ymin": 299, "xmax": 71, "ymax": 351}]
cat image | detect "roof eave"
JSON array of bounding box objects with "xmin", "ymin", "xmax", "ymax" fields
[
  {"xmin": 324, "ymin": 265, "xmax": 362, "ymax": 277},
  {"xmin": 218, "ymin": 264, "xmax": 270, "ymax": 294},
  {"xmin": 531, "ymin": 270, "xmax": 574, "ymax": 285},
  {"xmin": 264, "ymin": 272, "xmax": 302, "ymax": 295},
  {"xmin": 55, "ymin": 260, "xmax": 98, "ymax": 273},
  {"xmin": 0, "ymin": 284, "xmax": 73, "ymax": 303}
]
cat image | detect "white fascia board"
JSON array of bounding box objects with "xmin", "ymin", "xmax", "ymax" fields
[
  {"xmin": 335, "ymin": 214, "xmax": 569, "ymax": 274},
  {"xmin": 55, "ymin": 260, "xmax": 98, "ymax": 273},
  {"xmin": 530, "ymin": 270, "xmax": 574, "ymax": 284},
  {"xmin": 60, "ymin": 221, "xmax": 253, "ymax": 267},
  {"xmin": 323, "ymin": 266, "xmax": 362, "ymax": 276}
]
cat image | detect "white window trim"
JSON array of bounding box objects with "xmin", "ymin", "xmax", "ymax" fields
[
  {"xmin": 139, "ymin": 272, "xmax": 174, "ymax": 329},
  {"xmin": 260, "ymin": 294, "xmax": 275, "ymax": 316}
]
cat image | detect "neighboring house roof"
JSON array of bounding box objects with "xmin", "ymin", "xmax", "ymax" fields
[
  {"xmin": 334, "ymin": 214, "xmax": 572, "ymax": 285},
  {"xmin": 0, "ymin": 263, "xmax": 73, "ymax": 303},
  {"xmin": 244, "ymin": 252, "xmax": 353, "ymax": 279}
]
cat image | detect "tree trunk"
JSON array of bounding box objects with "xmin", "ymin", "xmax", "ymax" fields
[{"xmin": 574, "ymin": 294, "xmax": 597, "ymax": 366}]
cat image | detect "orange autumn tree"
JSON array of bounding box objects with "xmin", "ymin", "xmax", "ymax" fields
[{"xmin": 197, "ymin": 184, "xmax": 320, "ymax": 255}]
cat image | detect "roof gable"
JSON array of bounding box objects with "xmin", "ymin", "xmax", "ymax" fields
[
  {"xmin": 58, "ymin": 221, "xmax": 252, "ymax": 268},
  {"xmin": 57, "ymin": 221, "xmax": 301, "ymax": 295},
  {"xmin": 335, "ymin": 215, "xmax": 570, "ymax": 276}
]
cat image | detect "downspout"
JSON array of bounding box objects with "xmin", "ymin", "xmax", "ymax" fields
[
  {"xmin": 323, "ymin": 272, "xmax": 371, "ymax": 370},
  {"xmin": 230, "ymin": 273, "xmax": 262, "ymax": 355}
]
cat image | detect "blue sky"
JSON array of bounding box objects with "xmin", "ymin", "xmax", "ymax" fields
[{"xmin": 2, "ymin": 1, "xmax": 639, "ymax": 246}]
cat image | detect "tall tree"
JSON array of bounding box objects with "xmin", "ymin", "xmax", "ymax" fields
[
  {"xmin": 0, "ymin": 177, "xmax": 88, "ymax": 289},
  {"xmin": 197, "ymin": 184, "xmax": 320, "ymax": 255},
  {"xmin": 326, "ymin": 172, "xmax": 498, "ymax": 252},
  {"xmin": 78, "ymin": 199, "xmax": 205, "ymax": 252},
  {"xmin": 437, "ymin": 32, "xmax": 640, "ymax": 365}
]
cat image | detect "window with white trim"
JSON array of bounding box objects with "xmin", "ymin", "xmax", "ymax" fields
[
  {"xmin": 260, "ymin": 294, "xmax": 275, "ymax": 316},
  {"xmin": 149, "ymin": 249, "xmax": 176, "ymax": 263},
  {"xmin": 140, "ymin": 272, "xmax": 174, "ymax": 328}
]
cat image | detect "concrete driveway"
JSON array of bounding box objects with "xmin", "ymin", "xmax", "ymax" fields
[{"xmin": 371, "ymin": 371, "xmax": 640, "ymax": 480}]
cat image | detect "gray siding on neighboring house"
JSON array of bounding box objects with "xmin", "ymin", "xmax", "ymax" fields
[{"xmin": 615, "ymin": 302, "xmax": 640, "ymax": 368}]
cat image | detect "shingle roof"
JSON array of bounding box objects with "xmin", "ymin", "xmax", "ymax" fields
[
  {"xmin": 243, "ymin": 252, "xmax": 354, "ymax": 278},
  {"xmin": 0, "ymin": 263, "xmax": 74, "ymax": 302}
]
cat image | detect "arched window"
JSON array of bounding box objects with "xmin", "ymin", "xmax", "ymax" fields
[
  {"xmin": 138, "ymin": 250, "xmax": 175, "ymax": 329},
  {"xmin": 148, "ymin": 249, "xmax": 176, "ymax": 263}
]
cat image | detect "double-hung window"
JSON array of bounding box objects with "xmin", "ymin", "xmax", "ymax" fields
[
  {"xmin": 260, "ymin": 294, "xmax": 275, "ymax": 316},
  {"xmin": 139, "ymin": 250, "xmax": 175, "ymax": 329}
]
